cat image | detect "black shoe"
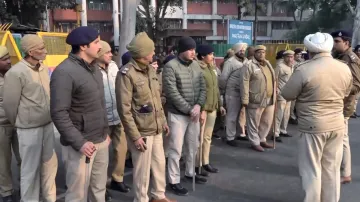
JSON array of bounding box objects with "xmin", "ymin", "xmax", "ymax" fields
[
  {"xmin": 110, "ymin": 181, "xmax": 131, "ymax": 193},
  {"xmin": 203, "ymin": 164, "xmax": 219, "ymax": 173},
  {"xmin": 226, "ymin": 140, "xmax": 238, "ymax": 147},
  {"xmin": 289, "ymin": 118, "xmax": 298, "ymax": 125},
  {"xmin": 2, "ymin": 195, "xmax": 13, "ymax": 202},
  {"xmin": 105, "ymin": 190, "xmax": 112, "ymax": 202},
  {"xmin": 125, "ymin": 159, "xmax": 133, "ymax": 168},
  {"xmin": 195, "ymin": 167, "xmax": 209, "ymax": 177},
  {"xmin": 185, "ymin": 175, "xmax": 207, "ymax": 184},
  {"xmin": 168, "ymin": 183, "xmax": 189, "ymax": 196},
  {"xmin": 351, "ymin": 113, "xmax": 357, "ymax": 119},
  {"xmin": 235, "ymin": 136, "xmax": 248, "ymax": 141},
  {"xmin": 212, "ymin": 133, "xmax": 221, "ymax": 139},
  {"xmin": 280, "ymin": 133, "xmax": 292, "ymax": 137},
  {"xmin": 271, "ymin": 136, "xmax": 282, "ymax": 142}
]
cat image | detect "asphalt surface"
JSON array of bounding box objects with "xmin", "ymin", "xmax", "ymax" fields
[{"xmin": 4, "ymin": 111, "xmax": 360, "ymax": 202}]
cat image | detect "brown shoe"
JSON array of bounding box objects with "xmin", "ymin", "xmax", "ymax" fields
[
  {"xmin": 150, "ymin": 197, "xmax": 177, "ymax": 202},
  {"xmin": 251, "ymin": 145, "xmax": 264, "ymax": 152},
  {"xmin": 260, "ymin": 142, "xmax": 273, "ymax": 148},
  {"xmin": 341, "ymin": 176, "xmax": 352, "ymax": 184}
]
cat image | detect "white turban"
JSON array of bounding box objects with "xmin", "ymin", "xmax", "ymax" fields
[
  {"xmin": 232, "ymin": 43, "xmax": 248, "ymax": 53},
  {"xmin": 304, "ymin": 32, "xmax": 333, "ymax": 53}
]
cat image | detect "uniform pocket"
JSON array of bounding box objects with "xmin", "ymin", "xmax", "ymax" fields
[{"xmin": 132, "ymin": 109, "xmax": 156, "ymax": 133}]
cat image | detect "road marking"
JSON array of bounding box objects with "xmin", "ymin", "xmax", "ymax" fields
[{"xmin": 56, "ymin": 171, "xmax": 133, "ymax": 200}]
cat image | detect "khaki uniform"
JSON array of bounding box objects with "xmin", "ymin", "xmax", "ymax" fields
[
  {"xmin": 281, "ymin": 53, "xmax": 352, "ymax": 202},
  {"xmin": 0, "ymin": 74, "xmax": 21, "ymax": 198},
  {"xmin": 116, "ymin": 59, "xmax": 167, "ymax": 202},
  {"xmin": 334, "ymin": 49, "xmax": 360, "ymax": 178},
  {"xmin": 221, "ymin": 56, "xmax": 249, "ymax": 141},
  {"xmin": 3, "ymin": 60, "xmax": 58, "ymax": 202},
  {"xmin": 274, "ymin": 61, "xmax": 293, "ymax": 136},
  {"xmin": 240, "ymin": 59, "xmax": 276, "ymax": 146},
  {"xmin": 290, "ymin": 59, "xmax": 304, "ymax": 120}
]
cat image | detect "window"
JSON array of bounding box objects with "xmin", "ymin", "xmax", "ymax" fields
[
  {"xmin": 272, "ymin": 21, "xmax": 293, "ymax": 30},
  {"xmin": 88, "ymin": 0, "xmax": 111, "ymax": 11},
  {"xmin": 188, "ymin": 20, "xmax": 211, "ymax": 24},
  {"xmin": 218, "ymin": 0, "xmax": 237, "ymax": 3},
  {"xmin": 188, "ymin": 0, "xmax": 211, "ymax": 3},
  {"xmin": 256, "ymin": 21, "xmax": 267, "ymax": 36},
  {"xmin": 166, "ymin": 19, "xmax": 182, "ymax": 29},
  {"xmin": 88, "ymin": 22, "xmax": 113, "ymax": 32}
]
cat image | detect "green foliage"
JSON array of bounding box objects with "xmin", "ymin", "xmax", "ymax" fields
[
  {"xmin": 286, "ymin": 0, "xmax": 356, "ymax": 40},
  {"xmin": 1, "ymin": 0, "xmax": 76, "ymax": 26}
]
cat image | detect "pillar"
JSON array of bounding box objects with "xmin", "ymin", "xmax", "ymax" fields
[{"xmin": 182, "ymin": 0, "xmax": 187, "ymax": 29}]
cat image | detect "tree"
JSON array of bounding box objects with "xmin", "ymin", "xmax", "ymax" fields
[
  {"xmin": 287, "ymin": 0, "xmax": 356, "ymax": 41},
  {"xmin": 136, "ymin": 0, "xmax": 181, "ymax": 41},
  {"xmin": 352, "ymin": 0, "xmax": 360, "ymax": 47},
  {"xmin": 1, "ymin": 0, "xmax": 76, "ymax": 26}
]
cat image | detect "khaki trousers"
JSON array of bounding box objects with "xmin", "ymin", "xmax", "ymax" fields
[
  {"xmin": 341, "ymin": 118, "xmax": 351, "ymax": 177},
  {"xmin": 246, "ymin": 105, "xmax": 274, "ymax": 146},
  {"xmin": 290, "ymin": 100, "xmax": 297, "ymax": 120},
  {"xmin": 62, "ymin": 140, "xmax": 109, "ymax": 202},
  {"xmin": 109, "ymin": 124, "xmax": 127, "ymax": 182},
  {"xmin": 128, "ymin": 134, "xmax": 166, "ymax": 202},
  {"xmin": 167, "ymin": 112, "xmax": 200, "ymax": 184},
  {"xmin": 196, "ymin": 110, "xmax": 217, "ymax": 166},
  {"xmin": 275, "ymin": 100, "xmax": 291, "ymax": 137},
  {"xmin": 17, "ymin": 123, "xmax": 58, "ymax": 202},
  {"xmin": 225, "ymin": 95, "xmax": 246, "ymax": 141},
  {"xmin": 0, "ymin": 126, "xmax": 21, "ymax": 197},
  {"xmin": 298, "ymin": 130, "xmax": 344, "ymax": 202}
]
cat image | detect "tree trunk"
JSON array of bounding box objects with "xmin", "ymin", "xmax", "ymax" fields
[
  {"xmin": 118, "ymin": 0, "xmax": 140, "ymax": 65},
  {"xmin": 352, "ymin": 0, "xmax": 360, "ymax": 47}
]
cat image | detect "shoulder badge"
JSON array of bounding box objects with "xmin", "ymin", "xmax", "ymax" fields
[
  {"xmin": 120, "ymin": 66, "xmax": 130, "ymax": 75},
  {"xmin": 348, "ymin": 52, "xmax": 359, "ymax": 63}
]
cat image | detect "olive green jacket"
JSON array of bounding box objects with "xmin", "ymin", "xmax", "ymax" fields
[{"xmin": 198, "ymin": 61, "xmax": 222, "ymax": 112}]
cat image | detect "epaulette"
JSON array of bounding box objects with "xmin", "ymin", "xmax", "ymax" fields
[
  {"xmin": 120, "ymin": 65, "xmax": 130, "ymax": 75},
  {"xmin": 348, "ymin": 51, "xmax": 359, "ymax": 63}
]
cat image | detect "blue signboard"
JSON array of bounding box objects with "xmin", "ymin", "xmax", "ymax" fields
[{"xmin": 228, "ymin": 20, "xmax": 253, "ymax": 45}]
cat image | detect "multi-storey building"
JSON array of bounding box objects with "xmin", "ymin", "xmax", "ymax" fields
[{"xmin": 49, "ymin": 0, "xmax": 311, "ymax": 43}]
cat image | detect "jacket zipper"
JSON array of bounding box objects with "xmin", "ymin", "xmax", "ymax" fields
[
  {"xmin": 147, "ymin": 70, "xmax": 159, "ymax": 132},
  {"xmin": 209, "ymin": 67, "xmax": 216, "ymax": 110},
  {"xmin": 259, "ymin": 64, "xmax": 268, "ymax": 104},
  {"xmin": 106, "ymin": 70, "xmax": 116, "ymax": 125}
]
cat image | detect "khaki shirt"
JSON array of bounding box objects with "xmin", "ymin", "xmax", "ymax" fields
[
  {"xmin": 275, "ymin": 61, "xmax": 293, "ymax": 101},
  {"xmin": 240, "ymin": 58, "xmax": 276, "ymax": 108},
  {"xmin": 0, "ymin": 74, "xmax": 11, "ymax": 126},
  {"xmin": 115, "ymin": 59, "xmax": 166, "ymax": 141},
  {"xmin": 281, "ymin": 53, "xmax": 352, "ymax": 133},
  {"xmin": 4, "ymin": 59, "xmax": 52, "ymax": 129}
]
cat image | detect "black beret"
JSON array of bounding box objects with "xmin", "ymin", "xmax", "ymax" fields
[
  {"xmin": 276, "ymin": 50, "xmax": 285, "ymax": 60},
  {"xmin": 355, "ymin": 45, "xmax": 360, "ymax": 52},
  {"xmin": 294, "ymin": 48, "xmax": 303, "ymax": 54},
  {"xmin": 197, "ymin": 44, "xmax": 214, "ymax": 57},
  {"xmin": 66, "ymin": 26, "xmax": 99, "ymax": 46},
  {"xmin": 331, "ymin": 30, "xmax": 352, "ymax": 40},
  {"xmin": 121, "ymin": 51, "xmax": 131, "ymax": 66}
]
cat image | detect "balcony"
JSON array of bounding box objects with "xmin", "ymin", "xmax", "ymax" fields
[
  {"xmin": 187, "ymin": 2, "xmax": 212, "ymax": 15},
  {"xmin": 52, "ymin": 9, "xmax": 112, "ymax": 22}
]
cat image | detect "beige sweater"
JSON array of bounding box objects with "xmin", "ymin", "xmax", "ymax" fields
[
  {"xmin": 281, "ymin": 53, "xmax": 352, "ymax": 133},
  {"xmin": 3, "ymin": 59, "xmax": 52, "ymax": 128}
]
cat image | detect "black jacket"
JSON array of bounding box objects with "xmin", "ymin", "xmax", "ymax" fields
[{"xmin": 50, "ymin": 53, "xmax": 108, "ymax": 151}]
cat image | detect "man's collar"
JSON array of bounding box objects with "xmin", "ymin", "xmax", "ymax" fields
[
  {"xmin": 21, "ymin": 59, "xmax": 43, "ymax": 71},
  {"xmin": 177, "ymin": 57, "xmax": 193, "ymax": 66},
  {"xmin": 313, "ymin": 52, "xmax": 332, "ymax": 60}
]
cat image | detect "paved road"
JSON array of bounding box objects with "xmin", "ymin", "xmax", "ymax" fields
[{"xmin": 4, "ymin": 112, "xmax": 360, "ymax": 202}]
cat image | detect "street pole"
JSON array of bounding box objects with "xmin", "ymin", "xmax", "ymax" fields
[
  {"xmin": 222, "ymin": 15, "xmax": 225, "ymax": 44},
  {"xmin": 113, "ymin": 0, "xmax": 120, "ymax": 51},
  {"xmin": 81, "ymin": 0, "xmax": 87, "ymax": 26},
  {"xmin": 253, "ymin": 0, "xmax": 258, "ymax": 45}
]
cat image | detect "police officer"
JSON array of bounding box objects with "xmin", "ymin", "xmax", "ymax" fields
[
  {"xmin": 240, "ymin": 45, "xmax": 275, "ymax": 152},
  {"xmin": 116, "ymin": 32, "xmax": 175, "ymax": 202},
  {"xmin": 272, "ymin": 50, "xmax": 295, "ymax": 143},
  {"xmin": 331, "ymin": 30, "xmax": 360, "ymax": 184},
  {"xmin": 282, "ymin": 32, "xmax": 352, "ymax": 202}
]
